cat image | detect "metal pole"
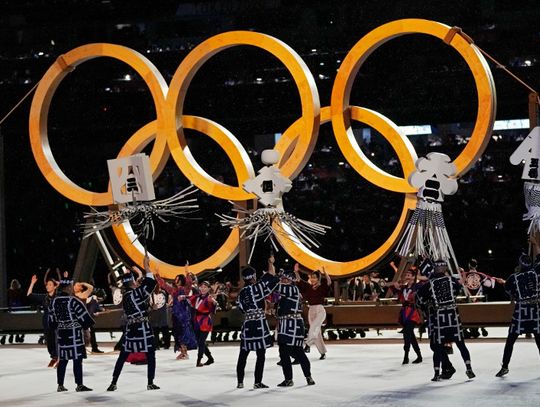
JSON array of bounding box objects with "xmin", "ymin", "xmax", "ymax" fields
[
  {"xmin": 0, "ymin": 128, "xmax": 7, "ymax": 307},
  {"xmin": 528, "ymin": 92, "xmax": 540, "ymax": 258},
  {"xmin": 529, "ymin": 92, "xmax": 539, "ymax": 130}
]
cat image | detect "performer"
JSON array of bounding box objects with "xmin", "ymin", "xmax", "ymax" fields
[
  {"xmin": 496, "ymin": 254, "xmax": 540, "ymax": 377},
  {"xmin": 391, "ymin": 269, "xmax": 423, "ymax": 364},
  {"xmin": 236, "ymin": 257, "xmax": 279, "ymax": 389},
  {"xmin": 182, "ymin": 280, "xmax": 217, "ymax": 366},
  {"xmin": 155, "ymin": 263, "xmax": 197, "ymax": 359},
  {"xmin": 27, "ymin": 269, "xmax": 60, "ymax": 367},
  {"xmin": 294, "ymin": 263, "xmax": 330, "ymax": 359},
  {"xmin": 149, "ymin": 284, "xmax": 171, "ymax": 350},
  {"xmin": 416, "ymin": 260, "xmax": 475, "ymax": 381},
  {"xmin": 276, "ymin": 268, "xmax": 315, "ymax": 387},
  {"xmin": 107, "ymin": 254, "xmax": 160, "ymax": 391},
  {"xmin": 48, "ymin": 273, "xmax": 95, "ymax": 392}
]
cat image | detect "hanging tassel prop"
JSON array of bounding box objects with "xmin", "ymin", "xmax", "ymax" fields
[
  {"xmin": 81, "ymin": 184, "xmax": 199, "ymax": 240},
  {"xmin": 81, "ymin": 153, "xmax": 199, "ymax": 245},
  {"xmin": 396, "ymin": 152, "xmax": 459, "ymax": 270},
  {"xmin": 217, "ymin": 149, "xmax": 330, "ymax": 262}
]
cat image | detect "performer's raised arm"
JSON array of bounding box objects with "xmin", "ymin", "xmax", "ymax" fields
[
  {"xmin": 27, "ymin": 274, "xmax": 38, "ymax": 296},
  {"xmin": 321, "ymin": 266, "xmax": 331, "ymax": 286}
]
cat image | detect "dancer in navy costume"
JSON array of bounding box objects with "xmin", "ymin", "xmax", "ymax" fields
[
  {"xmin": 416, "ymin": 260, "xmax": 475, "ymax": 381},
  {"xmin": 496, "ymin": 254, "xmax": 540, "ymax": 377},
  {"xmin": 276, "ymin": 268, "xmax": 315, "ymax": 387},
  {"xmin": 48, "ymin": 273, "xmax": 95, "ymax": 392},
  {"xmin": 107, "ymin": 254, "xmax": 160, "ymax": 391},
  {"xmin": 236, "ymin": 256, "xmax": 279, "ymax": 389}
]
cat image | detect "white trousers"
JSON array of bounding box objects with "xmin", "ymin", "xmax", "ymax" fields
[{"xmin": 306, "ymin": 304, "xmax": 327, "ymax": 354}]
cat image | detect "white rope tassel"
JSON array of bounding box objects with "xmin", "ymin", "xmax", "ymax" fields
[
  {"xmin": 217, "ymin": 203, "xmax": 330, "ymax": 257},
  {"xmin": 523, "ymin": 181, "xmax": 540, "ymax": 235},
  {"xmin": 397, "ymin": 199, "xmax": 454, "ymax": 261}
]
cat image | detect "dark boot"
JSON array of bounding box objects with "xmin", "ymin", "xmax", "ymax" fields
[
  {"xmin": 277, "ymin": 380, "xmax": 294, "ymax": 387},
  {"xmin": 402, "ymin": 353, "xmax": 409, "ymax": 365},
  {"xmin": 495, "ymin": 367, "xmax": 509, "ymax": 377},
  {"xmin": 441, "ymin": 365, "xmax": 456, "ymax": 380}
]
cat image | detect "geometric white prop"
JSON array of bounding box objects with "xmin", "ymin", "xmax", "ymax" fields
[
  {"xmin": 509, "ymin": 126, "xmax": 540, "ymax": 181},
  {"xmin": 510, "ymin": 127, "xmax": 540, "ymax": 236},
  {"xmin": 108, "ymin": 153, "xmax": 155, "ymax": 203},
  {"xmin": 409, "ymin": 152, "xmax": 458, "ymax": 202},
  {"xmin": 243, "ymin": 149, "xmax": 292, "ymax": 208},
  {"xmin": 217, "ymin": 149, "xmax": 329, "ymax": 263}
]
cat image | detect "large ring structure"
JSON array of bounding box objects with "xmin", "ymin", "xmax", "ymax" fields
[{"xmin": 29, "ymin": 19, "xmax": 496, "ymax": 278}]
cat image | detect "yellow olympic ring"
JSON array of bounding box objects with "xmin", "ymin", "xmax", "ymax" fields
[
  {"xmin": 111, "ymin": 119, "xmax": 247, "ymax": 274},
  {"xmin": 29, "ymin": 44, "xmax": 170, "ymax": 206},
  {"xmin": 29, "ymin": 19, "xmax": 496, "ymax": 278},
  {"xmin": 165, "ymin": 31, "xmax": 321, "ymax": 200},
  {"xmin": 331, "ymin": 19, "xmax": 496, "ymax": 192}
]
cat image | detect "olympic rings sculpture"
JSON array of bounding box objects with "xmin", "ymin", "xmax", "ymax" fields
[{"xmin": 29, "ymin": 19, "xmax": 496, "ymax": 278}]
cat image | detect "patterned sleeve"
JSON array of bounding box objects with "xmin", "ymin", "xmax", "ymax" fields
[
  {"xmin": 504, "ymin": 276, "xmax": 514, "ymax": 298},
  {"xmin": 72, "ymin": 298, "xmax": 95, "ymax": 329},
  {"xmin": 140, "ymin": 276, "xmax": 158, "ymax": 296},
  {"xmin": 48, "ymin": 300, "xmax": 58, "ymax": 329},
  {"xmin": 236, "ymin": 292, "xmax": 245, "ymax": 313},
  {"xmin": 415, "ymin": 283, "xmax": 429, "ymax": 307},
  {"xmin": 254, "ymin": 273, "xmax": 279, "ymax": 299}
]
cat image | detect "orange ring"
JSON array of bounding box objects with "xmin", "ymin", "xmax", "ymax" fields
[
  {"xmin": 112, "ymin": 116, "xmax": 253, "ymax": 277},
  {"xmin": 331, "ymin": 19, "xmax": 496, "ymax": 192},
  {"xmin": 29, "ymin": 43, "xmax": 170, "ymax": 206},
  {"xmin": 165, "ymin": 31, "xmax": 321, "ymax": 201}
]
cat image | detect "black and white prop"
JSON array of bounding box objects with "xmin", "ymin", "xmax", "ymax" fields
[
  {"xmin": 510, "ymin": 126, "xmax": 540, "ymax": 236},
  {"xmin": 81, "ymin": 153, "xmax": 199, "ymax": 241},
  {"xmin": 397, "ymin": 152, "xmax": 459, "ymax": 267},
  {"xmin": 217, "ymin": 149, "xmax": 330, "ymax": 262}
]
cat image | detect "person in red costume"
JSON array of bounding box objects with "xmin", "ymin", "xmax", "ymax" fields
[{"xmin": 391, "ymin": 269, "xmax": 423, "ymax": 364}]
